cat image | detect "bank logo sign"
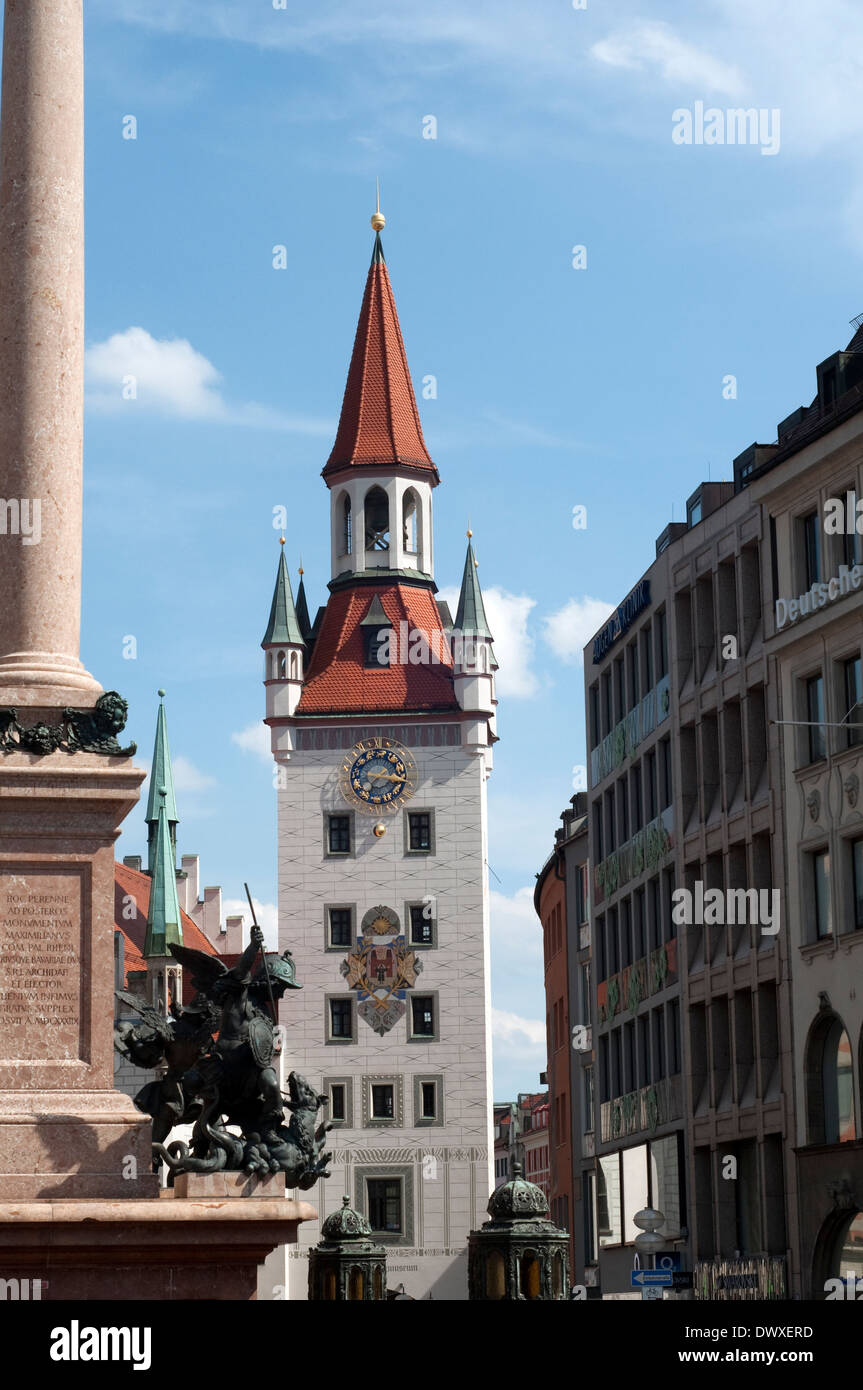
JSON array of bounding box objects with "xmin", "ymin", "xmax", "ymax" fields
[{"xmin": 593, "ymin": 579, "xmax": 651, "ymax": 663}]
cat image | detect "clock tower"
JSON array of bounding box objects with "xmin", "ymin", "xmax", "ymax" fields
[{"xmin": 261, "ymin": 204, "xmax": 497, "ymax": 1301}]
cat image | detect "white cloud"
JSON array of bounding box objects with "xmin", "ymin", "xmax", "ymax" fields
[
  {"xmin": 231, "ymin": 721, "xmax": 271, "ymax": 763},
  {"xmin": 171, "ymin": 755, "xmax": 217, "ymax": 793},
  {"xmin": 438, "ymin": 583, "xmax": 539, "ymax": 699},
  {"xmin": 591, "ymin": 22, "xmax": 743, "ymax": 97},
  {"xmin": 85, "ymin": 326, "xmax": 333, "ymax": 434},
  {"xmin": 222, "ymin": 897, "xmax": 279, "ymax": 949},
  {"xmin": 492, "ymin": 1008, "xmax": 546, "ymax": 1049},
  {"xmin": 543, "ymin": 596, "xmax": 616, "ymax": 666}
]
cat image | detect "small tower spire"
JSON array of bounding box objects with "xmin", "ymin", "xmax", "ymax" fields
[
  {"xmin": 144, "ymin": 786, "xmax": 183, "ymax": 958},
  {"xmin": 262, "ymin": 545, "xmax": 304, "ymax": 647},
  {"xmin": 262, "ymin": 541, "xmax": 307, "ymax": 724},
  {"xmin": 146, "ymin": 690, "xmax": 179, "ymax": 873},
  {"xmin": 296, "ymin": 561, "xmax": 312, "ymax": 643},
  {"xmin": 455, "ymin": 537, "xmax": 493, "ymax": 640}
]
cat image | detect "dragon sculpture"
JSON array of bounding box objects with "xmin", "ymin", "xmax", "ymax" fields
[{"xmin": 114, "ymin": 923, "xmax": 332, "ymax": 1188}]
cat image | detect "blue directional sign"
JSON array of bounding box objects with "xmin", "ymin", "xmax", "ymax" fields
[{"xmin": 631, "ymin": 1269, "xmax": 674, "ymax": 1287}]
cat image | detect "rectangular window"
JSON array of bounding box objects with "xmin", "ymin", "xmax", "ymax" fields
[
  {"xmin": 329, "ymin": 998, "xmax": 353, "ymax": 1040},
  {"xmin": 844, "ymin": 656, "xmax": 862, "ymax": 748},
  {"xmin": 659, "ymin": 737, "xmax": 672, "ymax": 810},
  {"xmin": 806, "ymin": 675, "xmax": 826, "ymax": 763},
  {"xmin": 646, "ymin": 750, "xmax": 658, "ymax": 822},
  {"xmin": 327, "ymin": 814, "xmax": 351, "ymax": 855},
  {"xmin": 802, "ymin": 511, "xmax": 821, "ymax": 586},
  {"xmin": 589, "ymin": 683, "xmax": 600, "ymax": 751},
  {"xmin": 371, "ymin": 1084, "xmax": 394, "ymax": 1119},
  {"xmin": 367, "ymin": 1178, "xmax": 402, "ymax": 1234},
  {"xmin": 421, "ymin": 1081, "xmax": 437, "ymax": 1119},
  {"xmin": 576, "ymin": 863, "xmax": 588, "ymax": 925},
  {"xmin": 410, "ymin": 995, "xmax": 435, "ymax": 1038},
  {"xmin": 853, "ymin": 841, "xmax": 863, "ymax": 931},
  {"xmin": 330, "ymin": 1083, "xmax": 346, "ymax": 1121},
  {"xmin": 407, "ymin": 811, "xmax": 432, "ymax": 852},
  {"xmin": 584, "ymin": 1065, "xmax": 595, "ymax": 1133},
  {"xmin": 632, "ymin": 764, "xmax": 643, "ymax": 832},
  {"xmin": 656, "ymin": 608, "xmax": 668, "ymax": 679},
  {"xmin": 814, "ymin": 851, "xmax": 832, "ymax": 939},
  {"xmin": 579, "ymin": 962, "xmax": 591, "ymax": 1026},
  {"xmin": 641, "ymin": 622, "xmax": 653, "ymax": 692},
  {"xmin": 328, "ymin": 907, "xmax": 353, "ymax": 948},
  {"xmin": 652, "ymin": 1008, "xmax": 666, "ymax": 1081},
  {"xmin": 409, "ymin": 903, "xmax": 434, "ymax": 945}
]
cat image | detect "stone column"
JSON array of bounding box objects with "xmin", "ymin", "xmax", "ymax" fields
[{"xmin": 0, "ymin": 0, "xmax": 100, "ymax": 708}]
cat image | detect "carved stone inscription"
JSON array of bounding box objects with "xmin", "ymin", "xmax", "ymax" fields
[{"xmin": 0, "ymin": 871, "xmax": 82, "ymax": 1061}]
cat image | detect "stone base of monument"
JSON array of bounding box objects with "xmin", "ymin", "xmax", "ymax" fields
[
  {"xmin": 0, "ymin": 1175, "xmax": 315, "ymax": 1299},
  {"xmin": 0, "ymin": 750, "xmax": 319, "ymax": 1297}
]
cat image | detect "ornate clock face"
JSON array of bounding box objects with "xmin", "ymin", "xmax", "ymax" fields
[{"xmin": 339, "ymin": 737, "xmax": 417, "ymax": 815}]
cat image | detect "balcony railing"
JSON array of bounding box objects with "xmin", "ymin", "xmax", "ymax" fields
[
  {"xmin": 590, "ymin": 675, "xmax": 671, "ymax": 789},
  {"xmin": 600, "ymin": 1074, "xmax": 682, "ymax": 1143},
  {"xmin": 593, "ymin": 805, "xmax": 674, "ymax": 908},
  {"xmin": 597, "ymin": 937, "xmax": 678, "ymax": 1024}
]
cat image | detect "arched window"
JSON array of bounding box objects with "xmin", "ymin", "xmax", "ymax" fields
[
  {"xmin": 806, "ymin": 1011, "xmax": 857, "ymax": 1144},
  {"xmin": 485, "ymin": 1249, "xmax": 506, "ymax": 1300},
  {"xmin": 402, "ymin": 490, "xmax": 418, "ymax": 554},
  {"xmin": 277, "ymin": 650, "xmax": 287, "ymax": 678},
  {"xmin": 342, "ymin": 494, "xmax": 352, "ymax": 556},
  {"xmin": 551, "ymin": 1251, "xmax": 564, "ymax": 1299},
  {"xmin": 520, "ymin": 1252, "xmax": 541, "ymax": 1300},
  {"xmin": 372, "ymin": 1266, "xmax": 383, "ymax": 1300},
  {"xmin": 320, "ymin": 1269, "xmax": 336, "ymax": 1301},
  {"xmin": 364, "ymin": 486, "xmax": 390, "ymax": 552},
  {"xmin": 827, "ymin": 1020, "xmax": 856, "ymax": 1142},
  {"xmin": 834, "ymin": 1210, "xmax": 863, "ymax": 1289},
  {"xmin": 290, "ymin": 651, "xmax": 298, "ymax": 679},
  {"xmin": 348, "ymin": 1267, "xmax": 364, "ymax": 1301}
]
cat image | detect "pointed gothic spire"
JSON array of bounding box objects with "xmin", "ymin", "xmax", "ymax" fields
[
  {"xmin": 144, "ymin": 787, "xmax": 183, "ymax": 957},
  {"xmin": 455, "ymin": 537, "xmax": 493, "ymax": 639},
  {"xmin": 296, "ymin": 564, "xmax": 312, "ymax": 642},
  {"xmin": 322, "ymin": 202, "xmax": 439, "ymax": 483},
  {"xmin": 262, "ymin": 542, "xmax": 304, "ymax": 647},
  {"xmin": 146, "ymin": 690, "xmax": 178, "ymax": 873}
]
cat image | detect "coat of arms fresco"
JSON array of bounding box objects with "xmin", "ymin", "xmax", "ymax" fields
[{"xmin": 340, "ymin": 905, "xmax": 423, "ymax": 1035}]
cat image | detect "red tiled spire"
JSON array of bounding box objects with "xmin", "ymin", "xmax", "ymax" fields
[{"xmin": 322, "ymin": 234, "xmax": 439, "ymax": 484}]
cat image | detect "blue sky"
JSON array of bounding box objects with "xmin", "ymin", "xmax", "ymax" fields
[{"xmin": 77, "ymin": 0, "xmax": 863, "ymax": 1098}]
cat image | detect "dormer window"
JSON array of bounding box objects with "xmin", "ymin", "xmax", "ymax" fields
[{"xmin": 360, "ymin": 595, "xmax": 392, "ymax": 668}]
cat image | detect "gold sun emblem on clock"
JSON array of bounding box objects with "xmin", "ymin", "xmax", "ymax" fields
[{"xmin": 339, "ymin": 737, "xmax": 418, "ymax": 816}]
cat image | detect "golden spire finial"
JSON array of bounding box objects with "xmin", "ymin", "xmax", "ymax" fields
[
  {"xmin": 467, "ymin": 517, "xmax": 473, "ymax": 540},
  {"xmin": 298, "ymin": 553, "xmax": 304, "ymax": 576},
  {"xmin": 371, "ymin": 179, "xmax": 386, "ymax": 232},
  {"xmin": 279, "ymin": 533, "xmax": 285, "ymax": 546}
]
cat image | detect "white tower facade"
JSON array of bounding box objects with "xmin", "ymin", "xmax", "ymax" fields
[{"xmin": 260, "ymin": 222, "xmax": 496, "ymax": 1301}]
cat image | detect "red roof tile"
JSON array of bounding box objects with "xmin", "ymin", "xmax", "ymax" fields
[
  {"xmin": 295, "ymin": 582, "xmax": 458, "ymax": 715},
  {"xmin": 322, "ymin": 243, "xmax": 438, "ymax": 483}
]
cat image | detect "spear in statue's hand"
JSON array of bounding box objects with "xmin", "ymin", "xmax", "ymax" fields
[{"xmin": 244, "ymin": 883, "xmax": 278, "ymax": 1025}]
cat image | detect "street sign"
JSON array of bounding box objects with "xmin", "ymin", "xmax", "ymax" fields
[
  {"xmin": 631, "ymin": 1269, "xmax": 674, "ymax": 1287},
  {"xmin": 672, "ymin": 1272, "xmax": 694, "ymax": 1291},
  {"xmin": 656, "ymin": 1252, "xmax": 681, "ymax": 1272},
  {"xmin": 642, "ymin": 1287, "xmax": 664, "ymax": 1300}
]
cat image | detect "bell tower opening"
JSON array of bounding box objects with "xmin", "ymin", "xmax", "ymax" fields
[{"xmin": 364, "ymin": 486, "xmax": 390, "ymax": 559}]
